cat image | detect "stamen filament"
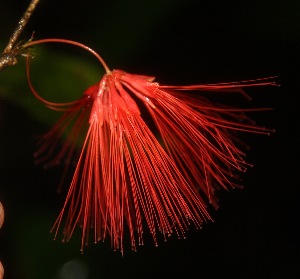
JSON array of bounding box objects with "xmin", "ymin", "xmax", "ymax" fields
[{"xmin": 23, "ymin": 38, "xmax": 111, "ymax": 73}]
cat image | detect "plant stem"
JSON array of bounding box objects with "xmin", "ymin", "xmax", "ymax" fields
[{"xmin": 0, "ymin": 0, "xmax": 40, "ymax": 71}]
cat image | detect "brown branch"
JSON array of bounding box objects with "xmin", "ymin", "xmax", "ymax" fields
[{"xmin": 0, "ymin": 0, "xmax": 40, "ymax": 71}]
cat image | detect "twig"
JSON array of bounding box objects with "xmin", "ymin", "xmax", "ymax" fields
[{"xmin": 0, "ymin": 0, "xmax": 40, "ymax": 71}]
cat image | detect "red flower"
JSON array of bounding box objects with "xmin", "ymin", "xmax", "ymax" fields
[{"xmin": 25, "ymin": 39, "xmax": 276, "ymax": 253}]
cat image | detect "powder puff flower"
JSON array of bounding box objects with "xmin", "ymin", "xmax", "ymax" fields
[{"xmin": 24, "ymin": 39, "xmax": 276, "ymax": 253}]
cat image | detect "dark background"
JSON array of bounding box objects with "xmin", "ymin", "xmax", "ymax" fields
[{"xmin": 0, "ymin": 0, "xmax": 298, "ymax": 278}]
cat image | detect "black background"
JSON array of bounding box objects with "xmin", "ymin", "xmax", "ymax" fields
[{"xmin": 0, "ymin": 0, "xmax": 298, "ymax": 278}]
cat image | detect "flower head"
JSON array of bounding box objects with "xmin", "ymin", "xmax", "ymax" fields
[{"xmin": 25, "ymin": 39, "xmax": 276, "ymax": 253}]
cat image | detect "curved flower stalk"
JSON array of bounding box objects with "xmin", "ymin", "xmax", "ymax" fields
[{"xmin": 25, "ymin": 39, "xmax": 276, "ymax": 253}]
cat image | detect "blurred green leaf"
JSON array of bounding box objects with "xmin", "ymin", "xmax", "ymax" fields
[{"xmin": 0, "ymin": 43, "xmax": 102, "ymax": 126}]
